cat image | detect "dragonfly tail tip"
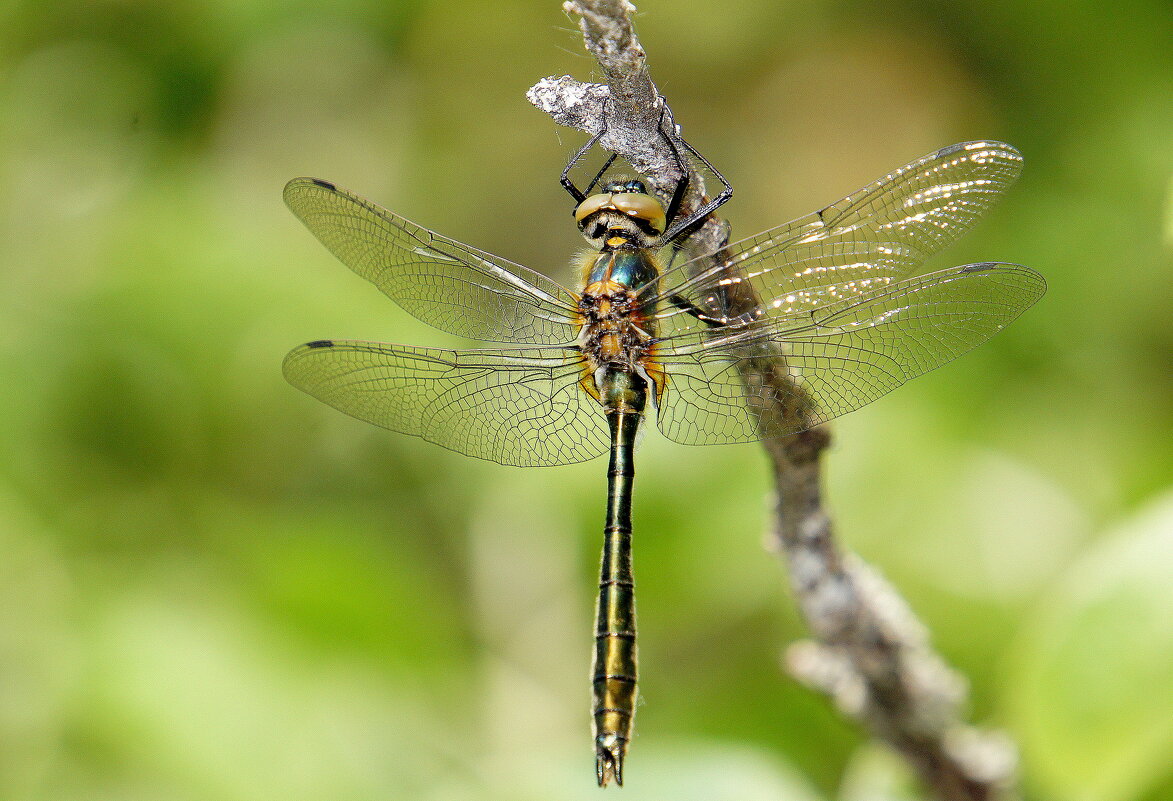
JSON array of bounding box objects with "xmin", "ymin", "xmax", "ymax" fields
[{"xmin": 596, "ymin": 746, "xmax": 624, "ymax": 787}]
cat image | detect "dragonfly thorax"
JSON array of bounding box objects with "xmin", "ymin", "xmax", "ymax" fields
[
  {"xmin": 578, "ymin": 281, "xmax": 650, "ymax": 362},
  {"xmin": 575, "ymin": 244, "xmax": 662, "ymax": 409}
]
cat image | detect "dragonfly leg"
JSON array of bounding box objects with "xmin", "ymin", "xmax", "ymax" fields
[
  {"xmin": 667, "ymin": 293, "xmax": 727, "ymax": 327},
  {"xmin": 656, "ymin": 106, "xmax": 734, "ymax": 246},
  {"xmin": 561, "ymin": 96, "xmax": 620, "ymax": 204},
  {"xmin": 561, "ymin": 132, "xmax": 604, "ymax": 204}
]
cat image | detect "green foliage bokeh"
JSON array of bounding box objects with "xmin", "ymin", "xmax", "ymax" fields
[{"xmin": 0, "ymin": 1, "xmax": 1170, "ymax": 799}]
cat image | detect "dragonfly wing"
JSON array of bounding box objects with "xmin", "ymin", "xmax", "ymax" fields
[
  {"xmin": 652, "ymin": 262, "xmax": 1045, "ymax": 445},
  {"xmin": 284, "ymin": 340, "xmax": 608, "ymax": 466},
  {"xmin": 651, "ymin": 141, "xmax": 1024, "ymax": 334},
  {"xmin": 285, "ymin": 178, "xmax": 581, "ymax": 344}
]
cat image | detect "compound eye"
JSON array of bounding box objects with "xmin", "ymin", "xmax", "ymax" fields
[
  {"xmin": 574, "ymin": 193, "xmax": 612, "ymax": 225},
  {"xmin": 609, "ymin": 193, "xmax": 667, "ymax": 235}
]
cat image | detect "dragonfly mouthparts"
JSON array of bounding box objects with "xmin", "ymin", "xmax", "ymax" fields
[{"xmin": 596, "ymin": 743, "xmax": 625, "ymax": 787}]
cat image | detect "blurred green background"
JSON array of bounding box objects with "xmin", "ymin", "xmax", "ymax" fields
[{"xmin": 1, "ymin": 0, "xmax": 1170, "ymax": 799}]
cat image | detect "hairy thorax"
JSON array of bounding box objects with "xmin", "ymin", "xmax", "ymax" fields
[
  {"xmin": 578, "ymin": 279, "xmax": 652, "ymax": 368},
  {"xmin": 576, "ymin": 277, "xmax": 667, "ymax": 413}
]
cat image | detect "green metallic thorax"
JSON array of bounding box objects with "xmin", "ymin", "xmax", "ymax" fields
[
  {"xmin": 577, "ymin": 246, "xmax": 661, "ymax": 391},
  {"xmin": 586, "ymin": 249, "xmax": 660, "ymax": 291}
]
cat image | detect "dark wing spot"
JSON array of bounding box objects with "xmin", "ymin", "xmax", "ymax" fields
[
  {"xmin": 937, "ymin": 142, "xmax": 967, "ymax": 158},
  {"xmin": 305, "ymin": 339, "xmax": 335, "ymax": 348},
  {"xmin": 310, "ymin": 179, "xmax": 336, "ymax": 191},
  {"xmin": 959, "ymin": 262, "xmax": 998, "ymax": 273}
]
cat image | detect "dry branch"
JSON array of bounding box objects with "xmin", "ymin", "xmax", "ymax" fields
[{"xmin": 528, "ymin": 2, "xmax": 1018, "ymax": 800}]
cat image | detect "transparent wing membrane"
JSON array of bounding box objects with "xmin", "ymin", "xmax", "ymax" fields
[
  {"xmin": 283, "ymin": 340, "xmax": 607, "ymax": 466},
  {"xmin": 649, "ymin": 141, "xmax": 1024, "ymax": 332},
  {"xmin": 285, "ymin": 142, "xmax": 1043, "ymax": 462},
  {"xmin": 653, "ymin": 263, "xmax": 1045, "ymax": 445},
  {"xmin": 654, "ymin": 239, "xmax": 924, "ymax": 337},
  {"xmin": 284, "ymin": 178, "xmax": 581, "ymax": 344}
]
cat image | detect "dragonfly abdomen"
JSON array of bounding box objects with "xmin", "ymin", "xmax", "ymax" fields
[
  {"xmin": 577, "ymin": 283, "xmax": 661, "ymax": 785},
  {"xmin": 592, "ymin": 369, "xmax": 645, "ymax": 787}
]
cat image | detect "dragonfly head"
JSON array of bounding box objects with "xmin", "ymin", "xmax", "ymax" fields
[{"xmin": 574, "ymin": 179, "xmax": 666, "ymax": 251}]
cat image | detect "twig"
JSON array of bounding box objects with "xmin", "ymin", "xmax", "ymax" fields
[
  {"xmin": 527, "ymin": 1, "xmax": 727, "ymax": 261},
  {"xmin": 528, "ymin": 2, "xmax": 1018, "ymax": 800}
]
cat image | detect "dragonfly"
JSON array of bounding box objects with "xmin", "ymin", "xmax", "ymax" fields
[{"xmin": 282, "ymin": 137, "xmax": 1045, "ymax": 787}]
